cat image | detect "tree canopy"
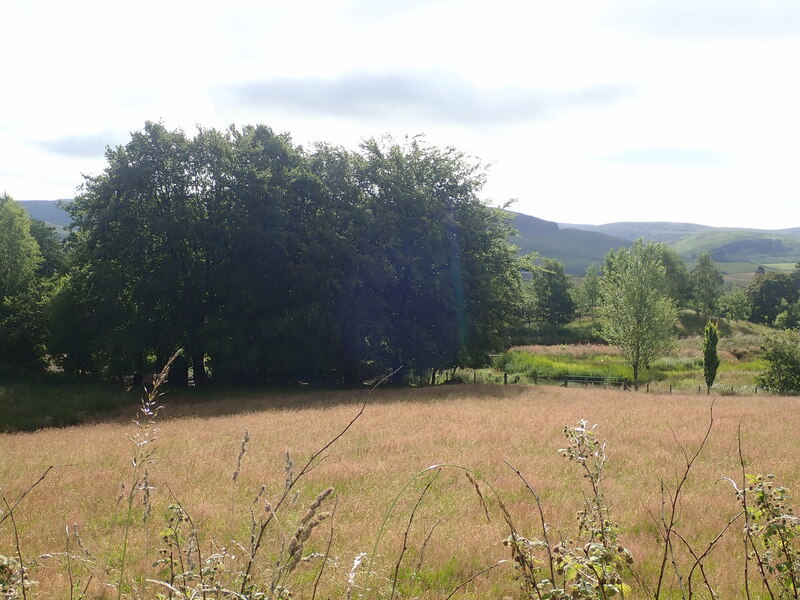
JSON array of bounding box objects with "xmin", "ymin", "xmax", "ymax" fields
[
  {"xmin": 0, "ymin": 193, "xmax": 41, "ymax": 299},
  {"xmin": 63, "ymin": 123, "xmax": 522, "ymax": 384},
  {"xmin": 746, "ymin": 269, "xmax": 800, "ymax": 325},
  {"xmin": 529, "ymin": 257, "xmax": 576, "ymax": 327},
  {"xmin": 690, "ymin": 251, "xmax": 724, "ymax": 316},
  {"xmin": 598, "ymin": 238, "xmax": 677, "ymax": 389}
]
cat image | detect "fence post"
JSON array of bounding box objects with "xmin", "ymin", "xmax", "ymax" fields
[
  {"xmin": 473, "ymin": 372, "xmax": 476, "ymax": 384},
  {"xmin": 504, "ymin": 372, "xmax": 508, "ymax": 385},
  {"xmin": 669, "ymin": 384, "xmax": 672, "ymax": 394},
  {"xmin": 646, "ymin": 382, "xmax": 649, "ymax": 393}
]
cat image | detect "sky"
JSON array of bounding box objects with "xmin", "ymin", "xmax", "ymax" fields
[{"xmin": 2, "ymin": 0, "xmax": 800, "ymax": 229}]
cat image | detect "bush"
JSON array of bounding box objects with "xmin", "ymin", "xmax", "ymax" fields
[{"xmin": 757, "ymin": 330, "xmax": 800, "ymax": 394}]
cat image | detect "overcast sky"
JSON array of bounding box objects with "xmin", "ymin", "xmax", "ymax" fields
[{"xmin": 3, "ymin": 0, "xmax": 800, "ymax": 229}]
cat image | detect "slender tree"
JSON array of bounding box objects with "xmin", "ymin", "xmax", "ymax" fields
[
  {"xmin": 580, "ymin": 264, "xmax": 601, "ymax": 316},
  {"xmin": 702, "ymin": 319, "xmax": 720, "ymax": 394}
]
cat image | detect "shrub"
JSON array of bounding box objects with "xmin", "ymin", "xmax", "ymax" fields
[{"xmin": 758, "ymin": 330, "xmax": 800, "ymax": 394}]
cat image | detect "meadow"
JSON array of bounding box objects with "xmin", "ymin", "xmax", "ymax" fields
[{"xmin": 2, "ymin": 383, "xmax": 799, "ymax": 598}]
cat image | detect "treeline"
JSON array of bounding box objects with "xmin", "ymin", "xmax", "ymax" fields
[
  {"xmin": 1, "ymin": 123, "xmax": 523, "ymax": 385},
  {"xmin": 523, "ymin": 245, "xmax": 800, "ymax": 331}
]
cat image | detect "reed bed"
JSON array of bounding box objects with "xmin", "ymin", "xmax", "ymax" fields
[{"xmin": 1, "ymin": 385, "xmax": 798, "ymax": 598}]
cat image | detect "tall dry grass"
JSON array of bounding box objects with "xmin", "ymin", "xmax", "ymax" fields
[{"xmin": 1, "ymin": 384, "xmax": 798, "ymax": 598}]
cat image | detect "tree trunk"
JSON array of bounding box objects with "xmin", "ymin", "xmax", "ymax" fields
[{"xmin": 191, "ymin": 349, "xmax": 207, "ymax": 386}]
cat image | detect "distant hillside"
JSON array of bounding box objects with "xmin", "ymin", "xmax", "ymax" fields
[
  {"xmin": 668, "ymin": 229, "xmax": 800, "ymax": 267},
  {"xmin": 560, "ymin": 219, "xmax": 800, "ymax": 276},
  {"xmin": 559, "ymin": 221, "xmax": 715, "ymax": 243},
  {"xmin": 18, "ymin": 201, "xmax": 799, "ymax": 277},
  {"xmin": 18, "ymin": 200, "xmax": 72, "ymax": 229},
  {"xmin": 508, "ymin": 212, "xmax": 631, "ymax": 273}
]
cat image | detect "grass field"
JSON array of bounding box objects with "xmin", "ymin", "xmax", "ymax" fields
[{"xmin": 2, "ymin": 385, "xmax": 799, "ymax": 598}]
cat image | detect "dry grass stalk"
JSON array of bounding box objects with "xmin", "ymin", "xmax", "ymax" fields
[{"xmin": 1, "ymin": 385, "xmax": 800, "ymax": 597}]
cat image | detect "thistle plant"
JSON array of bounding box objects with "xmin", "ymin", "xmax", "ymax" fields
[
  {"xmin": 504, "ymin": 420, "xmax": 633, "ymax": 599},
  {"xmin": 0, "ymin": 553, "xmax": 29, "ymax": 599},
  {"xmin": 735, "ymin": 473, "xmax": 800, "ymax": 599}
]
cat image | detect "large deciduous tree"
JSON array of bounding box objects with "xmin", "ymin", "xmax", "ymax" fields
[
  {"xmin": 690, "ymin": 251, "xmax": 724, "ymax": 316},
  {"xmin": 745, "ymin": 268, "xmax": 799, "ymax": 325},
  {"xmin": 598, "ymin": 239, "xmax": 677, "ymax": 389},
  {"xmin": 65, "ymin": 124, "xmax": 522, "ymax": 384},
  {"xmin": 657, "ymin": 245, "xmax": 691, "ymax": 308},
  {"xmin": 530, "ymin": 257, "xmax": 576, "ymax": 327}
]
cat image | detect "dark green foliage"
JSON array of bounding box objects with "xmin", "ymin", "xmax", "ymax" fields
[
  {"xmin": 65, "ymin": 123, "xmax": 522, "ymax": 384},
  {"xmin": 0, "ymin": 279, "xmax": 53, "ymax": 371},
  {"xmin": 529, "ymin": 257, "xmax": 577, "ymax": 327},
  {"xmin": 28, "ymin": 218, "xmax": 67, "ymax": 277},
  {"xmin": 702, "ymin": 319, "xmax": 720, "ymax": 394},
  {"xmin": 658, "ymin": 244, "xmax": 691, "ymax": 308},
  {"xmin": 758, "ymin": 330, "xmax": 800, "ymax": 394},
  {"xmin": 746, "ymin": 267, "xmax": 800, "ymax": 324}
]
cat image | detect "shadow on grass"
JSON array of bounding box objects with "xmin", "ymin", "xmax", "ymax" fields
[{"xmin": 0, "ymin": 376, "xmax": 531, "ymax": 433}]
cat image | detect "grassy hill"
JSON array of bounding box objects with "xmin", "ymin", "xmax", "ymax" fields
[
  {"xmin": 17, "ymin": 201, "xmax": 799, "ymax": 278},
  {"xmin": 509, "ymin": 212, "xmax": 631, "ymax": 273},
  {"xmin": 556, "ymin": 219, "xmax": 800, "ymax": 277},
  {"xmin": 18, "ymin": 200, "xmax": 73, "ymax": 231},
  {"xmin": 557, "ymin": 221, "xmax": 715, "ymax": 243},
  {"xmin": 668, "ymin": 229, "xmax": 800, "ymax": 264}
]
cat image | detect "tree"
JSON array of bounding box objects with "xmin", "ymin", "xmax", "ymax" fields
[
  {"xmin": 65, "ymin": 124, "xmax": 522, "ymax": 384},
  {"xmin": 718, "ymin": 288, "xmax": 751, "ymax": 322},
  {"xmin": 745, "ymin": 269, "xmax": 799, "ymax": 325},
  {"xmin": 690, "ymin": 252, "xmax": 724, "ymax": 316},
  {"xmin": 28, "ymin": 218, "xmax": 66, "ymax": 277},
  {"xmin": 758, "ymin": 330, "xmax": 800, "ymax": 394},
  {"xmin": 0, "ymin": 193, "xmax": 49, "ymax": 371},
  {"xmin": 657, "ymin": 245, "xmax": 691, "ymax": 308},
  {"xmin": 598, "ymin": 239, "xmax": 678, "ymax": 390},
  {"xmin": 530, "ymin": 257, "xmax": 576, "ymax": 327},
  {"xmin": 68, "ymin": 122, "xmax": 204, "ymax": 380},
  {"xmin": 774, "ymin": 298, "xmax": 800, "ymax": 330},
  {"xmin": 702, "ymin": 319, "xmax": 720, "ymax": 394},
  {"xmin": 0, "ymin": 193, "xmax": 41, "ymax": 299},
  {"xmin": 579, "ymin": 264, "xmax": 601, "ymax": 316}
]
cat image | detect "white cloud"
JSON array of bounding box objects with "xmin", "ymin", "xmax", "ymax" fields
[{"xmin": 2, "ymin": 0, "xmax": 799, "ymax": 228}]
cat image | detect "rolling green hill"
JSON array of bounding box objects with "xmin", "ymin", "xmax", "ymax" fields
[
  {"xmin": 560, "ymin": 219, "xmax": 800, "ymax": 276},
  {"xmin": 17, "ymin": 201, "xmax": 799, "ymax": 277},
  {"xmin": 668, "ymin": 229, "xmax": 800, "ymax": 264},
  {"xmin": 18, "ymin": 200, "xmax": 73, "ymax": 230},
  {"xmin": 508, "ymin": 212, "xmax": 631, "ymax": 273}
]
